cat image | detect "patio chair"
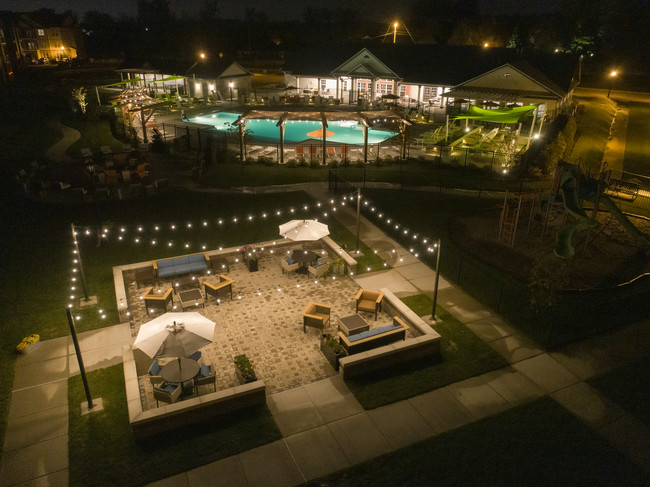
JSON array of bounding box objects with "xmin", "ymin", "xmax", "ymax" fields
[
  {"xmin": 308, "ymin": 262, "xmax": 327, "ymax": 279},
  {"xmin": 281, "ymin": 257, "xmax": 299, "ymax": 274},
  {"xmin": 355, "ymin": 289, "xmax": 384, "ymax": 320},
  {"xmin": 194, "ymin": 363, "xmax": 216, "ymax": 394},
  {"xmin": 153, "ymin": 383, "xmax": 182, "ymax": 406},
  {"xmin": 302, "ymin": 301, "xmax": 331, "ymax": 333},
  {"xmin": 148, "ymin": 360, "xmax": 164, "ymax": 385},
  {"xmin": 188, "ymin": 350, "xmax": 202, "ymax": 362}
]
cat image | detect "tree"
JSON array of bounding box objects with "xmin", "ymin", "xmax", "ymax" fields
[{"xmin": 72, "ymin": 87, "xmax": 88, "ymax": 115}]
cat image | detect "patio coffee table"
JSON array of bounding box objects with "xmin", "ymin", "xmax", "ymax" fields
[
  {"xmin": 178, "ymin": 288, "xmax": 205, "ymax": 310},
  {"xmin": 338, "ymin": 313, "xmax": 370, "ymax": 336}
]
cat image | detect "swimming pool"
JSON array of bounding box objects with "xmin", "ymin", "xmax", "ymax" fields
[{"xmin": 189, "ymin": 112, "xmax": 398, "ymax": 145}]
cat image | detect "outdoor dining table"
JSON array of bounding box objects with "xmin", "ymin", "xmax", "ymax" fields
[
  {"xmin": 291, "ymin": 249, "xmax": 318, "ymax": 274},
  {"xmin": 160, "ymin": 358, "xmax": 200, "ymax": 395}
]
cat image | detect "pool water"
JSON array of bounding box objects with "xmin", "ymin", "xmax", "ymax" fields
[{"xmin": 189, "ymin": 112, "xmax": 398, "ymax": 145}]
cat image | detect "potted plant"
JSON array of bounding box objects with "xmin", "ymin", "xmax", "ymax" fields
[
  {"xmin": 234, "ymin": 354, "xmax": 257, "ymax": 384},
  {"xmin": 240, "ymin": 245, "xmax": 259, "ymax": 272},
  {"xmin": 320, "ymin": 333, "xmax": 347, "ymax": 371},
  {"xmin": 327, "ymin": 257, "xmax": 345, "ymax": 276},
  {"xmin": 16, "ymin": 334, "xmax": 40, "ymax": 354}
]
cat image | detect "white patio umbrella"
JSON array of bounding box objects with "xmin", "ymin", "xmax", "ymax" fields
[
  {"xmin": 279, "ymin": 219, "xmax": 329, "ymax": 241},
  {"xmin": 134, "ymin": 312, "xmax": 215, "ymax": 359}
]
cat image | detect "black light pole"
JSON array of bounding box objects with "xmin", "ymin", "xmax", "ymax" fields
[
  {"xmin": 71, "ymin": 223, "xmax": 89, "ymax": 301},
  {"xmin": 607, "ymin": 70, "xmax": 617, "ymax": 98},
  {"xmin": 431, "ymin": 239, "xmax": 441, "ymax": 321},
  {"xmin": 67, "ymin": 309, "xmax": 94, "ymax": 410},
  {"xmin": 355, "ymin": 187, "xmax": 361, "ymax": 253},
  {"xmin": 229, "ymin": 82, "xmax": 234, "ymax": 103}
]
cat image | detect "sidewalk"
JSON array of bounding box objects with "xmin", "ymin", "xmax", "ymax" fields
[{"xmin": 2, "ymin": 185, "xmax": 649, "ymax": 486}]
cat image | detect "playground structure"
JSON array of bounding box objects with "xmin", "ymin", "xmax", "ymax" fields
[
  {"xmin": 542, "ymin": 161, "xmax": 648, "ymax": 259},
  {"xmin": 498, "ymin": 191, "xmax": 540, "ymax": 247}
]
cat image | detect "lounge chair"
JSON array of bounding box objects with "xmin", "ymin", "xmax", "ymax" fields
[{"xmin": 153, "ymin": 383, "xmax": 182, "ymax": 406}]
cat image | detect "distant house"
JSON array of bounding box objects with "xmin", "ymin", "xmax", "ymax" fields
[
  {"xmin": 0, "ymin": 10, "xmax": 84, "ymax": 68},
  {"xmin": 283, "ymin": 44, "xmax": 578, "ymax": 119}
]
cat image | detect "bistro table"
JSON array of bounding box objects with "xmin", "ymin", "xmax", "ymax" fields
[
  {"xmin": 160, "ymin": 358, "xmax": 200, "ymax": 396},
  {"xmin": 291, "ymin": 249, "xmax": 318, "ymax": 274}
]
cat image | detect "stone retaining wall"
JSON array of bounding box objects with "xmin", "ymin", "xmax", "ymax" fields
[
  {"xmin": 123, "ymin": 345, "xmax": 266, "ymax": 440},
  {"xmin": 338, "ymin": 288, "xmax": 441, "ymax": 379}
]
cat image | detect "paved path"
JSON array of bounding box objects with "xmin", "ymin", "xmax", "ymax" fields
[
  {"xmin": 2, "ymin": 185, "xmax": 649, "ymax": 486},
  {"xmin": 44, "ymin": 118, "xmax": 80, "ymax": 163}
]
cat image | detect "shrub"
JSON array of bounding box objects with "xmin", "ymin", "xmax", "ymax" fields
[{"xmin": 309, "ymin": 159, "xmax": 320, "ymax": 169}]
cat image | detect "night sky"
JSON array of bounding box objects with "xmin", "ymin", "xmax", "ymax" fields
[{"xmin": 4, "ymin": 0, "xmax": 561, "ymax": 21}]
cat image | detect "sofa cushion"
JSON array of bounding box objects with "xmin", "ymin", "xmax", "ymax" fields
[
  {"xmin": 189, "ymin": 254, "xmax": 205, "ymax": 264},
  {"xmin": 157, "ymin": 259, "xmax": 175, "ymax": 269},
  {"xmin": 173, "ymin": 256, "xmax": 191, "ymax": 266},
  {"xmin": 286, "ymin": 257, "xmax": 295, "ymax": 265},
  {"xmin": 347, "ymin": 324, "xmax": 400, "ymax": 343}
]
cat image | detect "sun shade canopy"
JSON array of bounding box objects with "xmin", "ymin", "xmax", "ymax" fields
[{"xmin": 455, "ymin": 104, "xmax": 539, "ymax": 124}]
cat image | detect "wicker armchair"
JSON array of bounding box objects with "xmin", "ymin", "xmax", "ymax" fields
[
  {"xmin": 281, "ymin": 257, "xmax": 299, "ymax": 274},
  {"xmin": 355, "ymin": 289, "xmax": 384, "ymax": 320},
  {"xmin": 153, "ymin": 383, "xmax": 182, "ymax": 406},
  {"xmin": 301, "ymin": 301, "xmax": 331, "ymax": 333}
]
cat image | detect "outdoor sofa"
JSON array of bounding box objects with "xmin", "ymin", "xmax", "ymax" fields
[
  {"xmin": 338, "ymin": 316, "xmax": 408, "ymax": 354},
  {"xmin": 153, "ymin": 252, "xmax": 209, "ymax": 278}
]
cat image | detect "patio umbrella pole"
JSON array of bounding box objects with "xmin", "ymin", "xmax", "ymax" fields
[{"xmin": 66, "ymin": 309, "xmax": 94, "ymax": 410}]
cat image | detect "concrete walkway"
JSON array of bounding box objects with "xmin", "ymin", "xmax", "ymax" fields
[
  {"xmin": 44, "ymin": 118, "xmax": 81, "ymax": 163},
  {"xmin": 2, "ymin": 187, "xmax": 649, "ymax": 486}
]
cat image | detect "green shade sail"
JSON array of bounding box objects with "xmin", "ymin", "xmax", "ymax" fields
[{"xmin": 455, "ymin": 104, "xmax": 539, "ymax": 123}]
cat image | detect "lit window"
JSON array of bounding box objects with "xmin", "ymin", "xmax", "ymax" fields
[{"xmin": 37, "ymin": 29, "xmax": 45, "ymax": 36}]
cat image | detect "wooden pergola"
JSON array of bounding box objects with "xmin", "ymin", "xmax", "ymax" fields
[
  {"xmin": 232, "ymin": 110, "xmax": 410, "ymax": 164},
  {"xmin": 111, "ymin": 87, "xmax": 164, "ymax": 143}
]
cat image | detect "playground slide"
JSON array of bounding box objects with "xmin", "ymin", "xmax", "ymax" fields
[
  {"xmin": 554, "ymin": 184, "xmax": 598, "ymax": 259},
  {"xmin": 598, "ymin": 194, "xmax": 649, "ymax": 245},
  {"xmin": 553, "ymin": 161, "xmax": 648, "ymax": 259}
]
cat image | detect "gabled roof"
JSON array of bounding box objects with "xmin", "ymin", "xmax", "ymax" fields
[
  {"xmin": 332, "ymin": 48, "xmax": 400, "ymax": 80},
  {"xmin": 282, "ymin": 43, "xmax": 578, "ymax": 93}
]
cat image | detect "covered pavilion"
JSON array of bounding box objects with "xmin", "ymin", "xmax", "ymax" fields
[{"xmin": 232, "ymin": 110, "xmax": 410, "ymax": 164}]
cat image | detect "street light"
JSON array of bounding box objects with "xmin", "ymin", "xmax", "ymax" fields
[
  {"xmin": 229, "ymin": 82, "xmax": 234, "ymax": 103},
  {"xmin": 607, "ymin": 70, "xmax": 618, "ymax": 98}
]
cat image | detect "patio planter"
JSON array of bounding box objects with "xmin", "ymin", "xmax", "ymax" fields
[
  {"xmin": 247, "ymin": 259, "xmax": 258, "ymax": 272},
  {"xmin": 16, "ymin": 335, "xmax": 40, "ymax": 354},
  {"xmin": 235, "ymin": 368, "xmax": 257, "ymax": 384},
  {"xmin": 320, "ymin": 334, "xmax": 347, "ymax": 371},
  {"xmin": 234, "ymin": 354, "xmax": 257, "ymax": 384}
]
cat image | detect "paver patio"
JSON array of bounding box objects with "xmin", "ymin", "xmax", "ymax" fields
[{"xmin": 125, "ymin": 247, "xmax": 418, "ymax": 410}]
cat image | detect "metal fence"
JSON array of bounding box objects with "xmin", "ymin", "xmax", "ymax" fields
[{"xmin": 329, "ymin": 169, "xmax": 552, "ymax": 198}]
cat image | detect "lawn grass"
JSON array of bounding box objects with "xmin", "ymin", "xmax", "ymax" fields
[
  {"xmin": 588, "ymin": 354, "xmax": 650, "ymax": 425},
  {"xmin": 345, "ymin": 294, "xmax": 508, "ymax": 409},
  {"xmin": 60, "ymin": 113, "xmax": 124, "ymax": 157},
  {"xmin": 309, "ymin": 397, "xmax": 647, "ymax": 486},
  {"xmin": 68, "ymin": 364, "xmax": 282, "ymax": 487}
]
